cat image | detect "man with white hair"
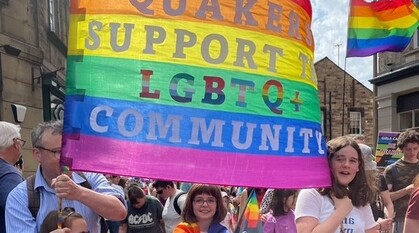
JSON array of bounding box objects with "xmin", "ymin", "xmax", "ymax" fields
[{"xmin": 0, "ymin": 121, "xmax": 25, "ymax": 232}]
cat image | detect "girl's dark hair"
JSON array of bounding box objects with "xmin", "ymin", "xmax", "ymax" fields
[
  {"xmin": 119, "ymin": 177, "xmax": 127, "ymax": 188},
  {"xmin": 128, "ymin": 184, "xmax": 145, "ymax": 204},
  {"xmin": 62, "ymin": 212, "xmax": 85, "ymax": 229},
  {"xmin": 40, "ymin": 208, "xmax": 85, "ymax": 233},
  {"xmin": 270, "ymin": 189, "xmax": 298, "ymax": 216},
  {"xmin": 318, "ymin": 136, "xmax": 375, "ymax": 207},
  {"xmin": 14, "ymin": 156, "xmax": 23, "ymax": 169},
  {"xmin": 182, "ymin": 184, "xmax": 226, "ymax": 224}
]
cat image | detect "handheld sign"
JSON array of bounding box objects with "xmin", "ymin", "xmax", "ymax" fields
[{"xmin": 375, "ymin": 131, "xmax": 403, "ymax": 167}]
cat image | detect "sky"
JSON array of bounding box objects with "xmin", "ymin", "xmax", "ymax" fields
[{"xmin": 311, "ymin": 0, "xmax": 373, "ymax": 90}]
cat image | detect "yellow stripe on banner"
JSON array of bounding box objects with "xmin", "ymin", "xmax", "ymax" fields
[
  {"xmin": 349, "ymin": 13, "xmax": 418, "ymax": 29},
  {"xmin": 69, "ymin": 14, "xmax": 316, "ymax": 87},
  {"xmin": 71, "ymin": 0, "xmax": 314, "ymax": 51}
]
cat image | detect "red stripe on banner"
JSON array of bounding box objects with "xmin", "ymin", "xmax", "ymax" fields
[
  {"xmin": 293, "ymin": 0, "xmax": 312, "ymax": 17},
  {"xmin": 63, "ymin": 135, "xmax": 331, "ymax": 189},
  {"xmin": 351, "ymin": 0, "xmax": 413, "ymax": 10}
]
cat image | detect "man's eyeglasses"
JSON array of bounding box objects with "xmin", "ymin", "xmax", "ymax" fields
[
  {"xmin": 156, "ymin": 189, "xmax": 164, "ymax": 195},
  {"xmin": 193, "ymin": 198, "xmax": 217, "ymax": 206},
  {"xmin": 14, "ymin": 138, "xmax": 26, "ymax": 147},
  {"xmin": 35, "ymin": 146, "xmax": 61, "ymax": 156}
]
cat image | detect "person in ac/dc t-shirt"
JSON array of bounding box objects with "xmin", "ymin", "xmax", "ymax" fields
[{"xmin": 120, "ymin": 185, "xmax": 164, "ymax": 233}]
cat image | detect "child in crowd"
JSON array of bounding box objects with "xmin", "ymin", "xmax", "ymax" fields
[
  {"xmin": 40, "ymin": 207, "xmax": 89, "ymax": 233},
  {"xmin": 263, "ymin": 189, "xmax": 299, "ymax": 233},
  {"xmin": 174, "ymin": 184, "xmax": 228, "ymax": 233},
  {"xmin": 220, "ymin": 191, "xmax": 235, "ymax": 232}
]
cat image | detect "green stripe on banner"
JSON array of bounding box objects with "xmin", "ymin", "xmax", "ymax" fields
[{"xmin": 67, "ymin": 55, "xmax": 321, "ymax": 122}]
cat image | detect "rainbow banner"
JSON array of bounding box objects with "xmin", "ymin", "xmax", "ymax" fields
[
  {"xmin": 347, "ymin": 0, "xmax": 419, "ymax": 57},
  {"xmin": 63, "ymin": 0, "xmax": 329, "ymax": 188}
]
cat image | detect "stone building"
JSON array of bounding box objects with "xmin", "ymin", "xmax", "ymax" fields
[
  {"xmin": 370, "ymin": 36, "xmax": 419, "ymax": 134},
  {"xmin": 0, "ymin": 0, "xmax": 68, "ymax": 176},
  {"xmin": 315, "ymin": 57, "xmax": 374, "ymax": 145}
]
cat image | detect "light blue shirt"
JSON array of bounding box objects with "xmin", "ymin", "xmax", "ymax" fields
[{"xmin": 5, "ymin": 167, "xmax": 125, "ymax": 233}]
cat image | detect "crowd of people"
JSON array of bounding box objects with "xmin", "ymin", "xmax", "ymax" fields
[{"xmin": 0, "ymin": 120, "xmax": 418, "ymax": 233}]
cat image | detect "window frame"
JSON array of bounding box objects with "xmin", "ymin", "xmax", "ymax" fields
[
  {"xmin": 414, "ymin": 0, "xmax": 419, "ymax": 49},
  {"xmin": 48, "ymin": 0, "xmax": 57, "ymax": 33},
  {"xmin": 349, "ymin": 110, "xmax": 362, "ymax": 134},
  {"xmin": 399, "ymin": 109, "xmax": 419, "ymax": 131}
]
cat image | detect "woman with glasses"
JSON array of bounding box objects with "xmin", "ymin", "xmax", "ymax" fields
[{"xmin": 174, "ymin": 184, "xmax": 229, "ymax": 233}]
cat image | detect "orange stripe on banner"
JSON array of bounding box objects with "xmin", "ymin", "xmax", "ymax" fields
[{"xmin": 71, "ymin": 0, "xmax": 314, "ymax": 51}]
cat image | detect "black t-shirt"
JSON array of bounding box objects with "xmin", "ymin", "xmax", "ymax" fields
[
  {"xmin": 370, "ymin": 174, "xmax": 388, "ymax": 220},
  {"xmin": 124, "ymin": 196, "xmax": 164, "ymax": 233}
]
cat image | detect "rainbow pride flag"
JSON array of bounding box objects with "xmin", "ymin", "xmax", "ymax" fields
[
  {"xmin": 244, "ymin": 191, "xmax": 260, "ymax": 228},
  {"xmin": 347, "ymin": 0, "xmax": 419, "ymax": 57},
  {"xmin": 236, "ymin": 190, "xmax": 263, "ymax": 233},
  {"xmin": 62, "ymin": 0, "xmax": 329, "ymax": 188},
  {"xmin": 174, "ymin": 222, "xmax": 200, "ymax": 233}
]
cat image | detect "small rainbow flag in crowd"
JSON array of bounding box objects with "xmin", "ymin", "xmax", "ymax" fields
[
  {"xmin": 244, "ymin": 191, "xmax": 260, "ymax": 228},
  {"xmin": 347, "ymin": 0, "xmax": 419, "ymax": 57},
  {"xmin": 173, "ymin": 222, "xmax": 200, "ymax": 233},
  {"xmin": 236, "ymin": 190, "xmax": 262, "ymax": 233}
]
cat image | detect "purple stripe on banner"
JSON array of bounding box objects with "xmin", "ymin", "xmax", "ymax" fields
[
  {"xmin": 347, "ymin": 36, "xmax": 412, "ymax": 57},
  {"xmin": 63, "ymin": 134, "xmax": 331, "ymax": 189}
]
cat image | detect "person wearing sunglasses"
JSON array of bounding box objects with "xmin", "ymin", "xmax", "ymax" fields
[
  {"xmin": 0, "ymin": 121, "xmax": 25, "ymax": 233},
  {"xmin": 153, "ymin": 180, "xmax": 187, "ymax": 233},
  {"xmin": 174, "ymin": 184, "xmax": 229, "ymax": 233},
  {"xmin": 5, "ymin": 120, "xmax": 127, "ymax": 232}
]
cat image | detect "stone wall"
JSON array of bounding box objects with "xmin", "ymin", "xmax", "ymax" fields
[
  {"xmin": 315, "ymin": 57, "xmax": 374, "ymax": 146},
  {"xmin": 0, "ymin": 0, "xmax": 68, "ymax": 176}
]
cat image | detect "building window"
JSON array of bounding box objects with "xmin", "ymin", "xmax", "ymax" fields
[
  {"xmin": 399, "ymin": 110, "xmax": 419, "ymax": 130},
  {"xmin": 414, "ymin": 31, "xmax": 419, "ymax": 49},
  {"xmin": 349, "ymin": 111, "xmax": 362, "ymax": 134},
  {"xmin": 48, "ymin": 0, "xmax": 57, "ymax": 33},
  {"xmin": 48, "ymin": 0, "xmax": 69, "ymax": 40}
]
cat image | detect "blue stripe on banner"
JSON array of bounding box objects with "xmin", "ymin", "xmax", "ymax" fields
[
  {"xmin": 64, "ymin": 95, "xmax": 326, "ymax": 157},
  {"xmin": 347, "ymin": 35, "xmax": 412, "ymax": 54}
]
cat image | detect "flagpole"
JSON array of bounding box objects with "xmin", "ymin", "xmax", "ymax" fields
[
  {"xmin": 372, "ymin": 54, "xmax": 378, "ymax": 148},
  {"xmin": 342, "ymin": 0, "xmax": 352, "ymax": 136},
  {"xmin": 57, "ymin": 165, "xmax": 70, "ymax": 229},
  {"xmin": 342, "ymin": 58, "xmax": 347, "ymax": 136}
]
